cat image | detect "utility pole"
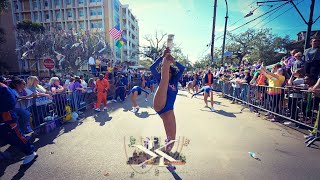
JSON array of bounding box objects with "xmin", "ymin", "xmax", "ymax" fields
[
  {"xmin": 211, "ymin": 0, "xmax": 218, "ymax": 64},
  {"xmin": 221, "ymin": 0, "xmax": 228, "ymax": 65},
  {"xmin": 304, "ymin": 0, "xmax": 315, "ymax": 49}
]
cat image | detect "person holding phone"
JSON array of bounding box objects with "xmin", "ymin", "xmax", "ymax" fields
[{"xmin": 150, "ymin": 35, "xmax": 185, "ymax": 152}]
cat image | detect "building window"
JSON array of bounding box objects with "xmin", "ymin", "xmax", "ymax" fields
[
  {"xmin": 79, "ymin": 22, "xmax": 85, "ymax": 29},
  {"xmin": 57, "ymin": 23, "xmax": 62, "ymax": 30},
  {"xmin": 55, "ymin": 0, "xmax": 60, "ymax": 6},
  {"xmin": 33, "ymin": 0, "xmax": 37, "ymax": 9},
  {"xmin": 56, "ymin": 11, "xmax": 61, "ymax": 19},
  {"xmin": 90, "ymin": 9, "xmax": 96, "ymax": 16},
  {"xmin": 67, "ymin": 0, "xmax": 72, "ymax": 5},
  {"xmin": 67, "ymin": 23, "xmax": 73, "ymax": 30},
  {"xmin": 15, "ymin": 14, "xmax": 19, "ymax": 21},
  {"xmin": 96, "ymin": 0, "xmax": 102, "ymax": 2},
  {"xmin": 46, "ymin": 13, "xmax": 50, "ymax": 20},
  {"xmin": 79, "ymin": 9, "xmax": 84, "ymax": 17},
  {"xmin": 67, "ymin": 10, "xmax": 73, "ymax": 18},
  {"xmin": 79, "ymin": 0, "xmax": 84, "ymax": 4},
  {"xmin": 90, "ymin": 0, "xmax": 96, "ymax": 3},
  {"xmin": 96, "ymin": 8, "xmax": 102, "ymax": 15},
  {"xmin": 34, "ymin": 12, "xmax": 39, "ymax": 21},
  {"xmin": 44, "ymin": 0, "xmax": 49, "ymax": 7},
  {"xmin": 97, "ymin": 21, "xmax": 102, "ymax": 28},
  {"xmin": 114, "ymin": 0, "xmax": 120, "ymax": 12}
]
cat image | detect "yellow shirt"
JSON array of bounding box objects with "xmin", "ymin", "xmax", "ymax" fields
[
  {"xmin": 267, "ymin": 74, "xmax": 285, "ymax": 95},
  {"xmin": 107, "ymin": 67, "xmax": 113, "ymax": 73},
  {"xmin": 95, "ymin": 59, "xmax": 101, "ymax": 68}
]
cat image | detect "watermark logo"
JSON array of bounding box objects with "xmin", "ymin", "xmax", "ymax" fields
[{"xmin": 124, "ymin": 136, "xmax": 189, "ymax": 171}]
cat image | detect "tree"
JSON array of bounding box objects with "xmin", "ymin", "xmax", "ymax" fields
[
  {"xmin": 140, "ymin": 31, "xmax": 167, "ymax": 61},
  {"xmin": 139, "ymin": 59, "xmax": 153, "ymax": 69},
  {"xmin": 171, "ymin": 47, "xmax": 193, "ymax": 71},
  {"xmin": 226, "ymin": 28, "xmax": 293, "ymax": 65},
  {"xmin": 0, "ymin": 0, "xmax": 9, "ymax": 14},
  {"xmin": 16, "ymin": 21, "xmax": 112, "ymax": 74}
]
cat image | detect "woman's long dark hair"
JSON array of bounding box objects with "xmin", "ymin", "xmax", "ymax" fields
[{"xmin": 9, "ymin": 78, "xmax": 24, "ymax": 90}]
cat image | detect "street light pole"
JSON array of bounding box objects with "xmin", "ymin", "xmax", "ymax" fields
[
  {"xmin": 211, "ymin": 0, "xmax": 218, "ymax": 64},
  {"xmin": 221, "ymin": 0, "xmax": 228, "ymax": 66}
]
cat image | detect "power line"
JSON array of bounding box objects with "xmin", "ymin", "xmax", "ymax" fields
[
  {"xmin": 252, "ymin": 5, "xmax": 279, "ymax": 27},
  {"xmin": 258, "ymin": 0, "xmax": 305, "ymax": 28},
  {"xmin": 229, "ymin": 1, "xmax": 289, "ymax": 32}
]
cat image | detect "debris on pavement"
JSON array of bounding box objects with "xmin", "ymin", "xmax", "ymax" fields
[
  {"xmin": 103, "ymin": 172, "xmax": 110, "ymax": 177},
  {"xmin": 248, "ymin": 152, "xmax": 261, "ymax": 161}
]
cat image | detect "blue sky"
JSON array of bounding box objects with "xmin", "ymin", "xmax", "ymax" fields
[{"xmin": 120, "ymin": 0, "xmax": 320, "ymax": 63}]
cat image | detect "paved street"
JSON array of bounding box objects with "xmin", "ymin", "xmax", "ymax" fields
[{"xmin": 1, "ymin": 90, "xmax": 320, "ymax": 180}]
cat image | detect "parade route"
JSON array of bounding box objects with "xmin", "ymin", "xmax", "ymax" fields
[{"xmin": 1, "ymin": 90, "xmax": 320, "ymax": 180}]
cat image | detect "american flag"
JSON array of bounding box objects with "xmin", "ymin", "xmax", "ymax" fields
[{"xmin": 109, "ymin": 27, "xmax": 123, "ymax": 40}]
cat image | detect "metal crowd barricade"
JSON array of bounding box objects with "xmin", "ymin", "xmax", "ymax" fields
[
  {"xmin": 15, "ymin": 89, "xmax": 97, "ymax": 132},
  {"xmin": 218, "ymin": 82, "xmax": 320, "ymax": 144}
]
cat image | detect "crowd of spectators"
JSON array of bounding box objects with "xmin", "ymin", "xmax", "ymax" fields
[
  {"xmin": 180, "ymin": 36, "xmax": 320, "ymax": 127},
  {"xmin": 0, "ymin": 60, "xmax": 148, "ymax": 135}
]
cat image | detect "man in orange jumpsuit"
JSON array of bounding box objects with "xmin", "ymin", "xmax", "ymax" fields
[{"xmin": 94, "ymin": 74, "xmax": 110, "ymax": 112}]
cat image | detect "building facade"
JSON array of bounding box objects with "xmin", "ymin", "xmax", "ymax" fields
[{"xmin": 4, "ymin": 0, "xmax": 139, "ymax": 73}]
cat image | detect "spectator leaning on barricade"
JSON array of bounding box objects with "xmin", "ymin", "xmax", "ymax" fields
[
  {"xmin": 304, "ymin": 36, "xmax": 320, "ymax": 78},
  {"xmin": 291, "ymin": 52, "xmax": 304, "ymax": 74},
  {"xmin": 27, "ymin": 76, "xmax": 53, "ymax": 127},
  {"xmin": 10, "ymin": 78, "xmax": 36, "ymax": 134},
  {"xmin": 284, "ymin": 49, "xmax": 299, "ymax": 76},
  {"xmin": 80, "ymin": 75, "xmax": 88, "ymax": 89},
  {"xmin": 260, "ymin": 64, "xmax": 285, "ymax": 122},
  {"xmin": 0, "ymin": 80, "xmax": 38, "ymax": 165},
  {"xmin": 49, "ymin": 77, "xmax": 66, "ymax": 119},
  {"xmin": 287, "ymin": 69, "xmax": 305, "ymax": 122}
]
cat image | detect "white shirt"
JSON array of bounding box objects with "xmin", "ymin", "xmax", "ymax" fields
[
  {"xmin": 81, "ymin": 80, "xmax": 87, "ymax": 88},
  {"xmin": 88, "ymin": 57, "xmax": 95, "ymax": 65}
]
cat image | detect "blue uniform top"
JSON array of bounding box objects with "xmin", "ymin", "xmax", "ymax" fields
[
  {"xmin": 150, "ymin": 57, "xmax": 185, "ymax": 112},
  {"xmin": 192, "ymin": 86, "xmax": 215, "ymax": 97}
]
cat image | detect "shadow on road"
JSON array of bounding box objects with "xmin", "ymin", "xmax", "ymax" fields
[
  {"xmin": 11, "ymin": 155, "xmax": 38, "ymax": 180},
  {"xmin": 94, "ymin": 112, "xmax": 112, "ymax": 126},
  {"xmin": 134, "ymin": 110, "xmax": 157, "ymax": 118},
  {"xmin": 214, "ymin": 109, "xmax": 238, "ymax": 118}
]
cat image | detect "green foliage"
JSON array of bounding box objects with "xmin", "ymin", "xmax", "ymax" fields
[
  {"xmin": 0, "ymin": 0, "xmax": 9, "ymax": 13},
  {"xmin": 16, "ymin": 20, "xmax": 45, "ymax": 33},
  {"xmin": 139, "ymin": 59, "xmax": 153, "ymax": 69},
  {"xmin": 226, "ymin": 28, "xmax": 293, "ymax": 65}
]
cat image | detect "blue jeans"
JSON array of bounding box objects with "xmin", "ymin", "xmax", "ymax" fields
[
  {"xmin": 14, "ymin": 108, "xmax": 31, "ymax": 132},
  {"xmin": 233, "ymin": 88, "xmax": 240, "ymax": 99},
  {"xmin": 90, "ymin": 65, "xmax": 96, "ymax": 76}
]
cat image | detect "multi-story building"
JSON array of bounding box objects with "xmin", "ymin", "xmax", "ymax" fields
[
  {"xmin": 121, "ymin": 4, "xmax": 139, "ymax": 64},
  {"xmin": 3, "ymin": 0, "xmax": 139, "ymax": 73}
]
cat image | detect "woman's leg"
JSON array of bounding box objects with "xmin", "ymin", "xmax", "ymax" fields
[
  {"xmin": 204, "ymin": 92, "xmax": 208, "ymax": 107},
  {"xmin": 210, "ymin": 90, "xmax": 214, "ymax": 108},
  {"xmin": 159, "ymin": 110, "xmax": 176, "ymax": 152},
  {"xmin": 153, "ymin": 63, "xmax": 171, "ymax": 112},
  {"xmin": 130, "ymin": 91, "xmax": 138, "ymax": 107}
]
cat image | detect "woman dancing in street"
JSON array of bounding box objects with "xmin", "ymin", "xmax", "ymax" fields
[
  {"xmin": 129, "ymin": 86, "xmax": 150, "ymax": 113},
  {"xmin": 141, "ymin": 74, "xmax": 149, "ymax": 101},
  {"xmin": 150, "ymin": 48, "xmax": 185, "ymax": 152},
  {"xmin": 192, "ymin": 86, "xmax": 215, "ymax": 112},
  {"xmin": 192, "ymin": 72, "xmax": 201, "ymax": 96}
]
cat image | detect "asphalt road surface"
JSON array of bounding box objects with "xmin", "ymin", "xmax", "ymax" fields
[{"xmin": 1, "ymin": 90, "xmax": 320, "ymax": 180}]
